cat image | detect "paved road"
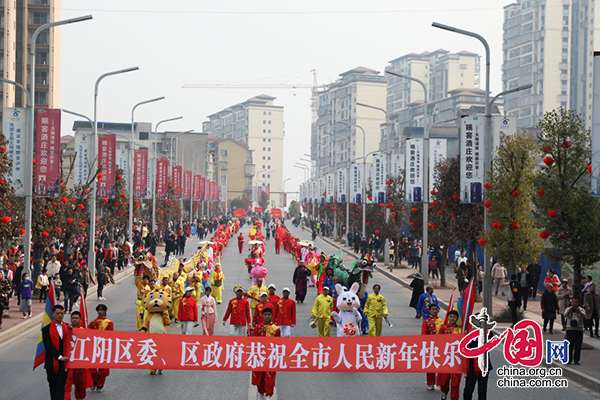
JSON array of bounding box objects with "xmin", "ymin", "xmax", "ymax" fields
[{"xmin": 0, "ymin": 224, "xmax": 598, "ymax": 400}]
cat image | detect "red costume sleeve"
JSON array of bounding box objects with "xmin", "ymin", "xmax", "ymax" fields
[{"xmin": 223, "ymin": 299, "xmax": 233, "ymax": 322}]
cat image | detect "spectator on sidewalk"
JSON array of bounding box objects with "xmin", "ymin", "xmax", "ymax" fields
[
  {"xmin": 507, "ymin": 274, "xmax": 521, "ymax": 328},
  {"xmin": 583, "ymin": 283, "xmax": 600, "ymax": 338},
  {"xmin": 517, "ymin": 265, "xmax": 533, "ymax": 311},
  {"xmin": 63, "ymin": 268, "xmax": 79, "ymax": 313},
  {"xmin": 541, "ymin": 283, "xmax": 559, "ymax": 334},
  {"xmin": 78, "ymin": 261, "xmax": 95, "ymax": 299},
  {"xmin": 410, "ymin": 240, "xmax": 420, "ymax": 269},
  {"xmin": 565, "ymin": 297, "xmax": 585, "ymax": 365},
  {"xmin": 409, "ymin": 273, "xmax": 424, "ymax": 318},
  {"xmin": 17, "ymin": 272, "xmax": 33, "ymax": 318},
  {"xmin": 492, "ymin": 261, "xmax": 506, "ymax": 296},
  {"xmin": 476, "ymin": 265, "xmax": 484, "ymax": 296},
  {"xmin": 36, "ymin": 268, "xmax": 50, "ymax": 303},
  {"xmin": 558, "ymin": 279, "xmax": 572, "ymax": 331},
  {"xmin": 582, "ymin": 275, "xmax": 593, "ymax": 300},
  {"xmin": 454, "ymin": 262, "xmax": 468, "ymax": 293},
  {"xmin": 456, "ymin": 251, "xmax": 468, "ymax": 267},
  {"xmin": 544, "ymin": 269, "xmax": 560, "ymax": 293},
  {"xmin": 45, "ymin": 255, "xmax": 61, "ymax": 278},
  {"xmin": 527, "ymin": 262, "xmax": 542, "ymax": 300}
]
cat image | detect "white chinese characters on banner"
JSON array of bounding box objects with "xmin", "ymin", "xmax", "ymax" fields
[
  {"xmin": 326, "ymin": 173, "xmax": 335, "ymax": 203},
  {"xmin": 371, "ymin": 154, "xmax": 387, "ymax": 204},
  {"xmin": 312, "ymin": 180, "xmax": 318, "ymax": 204},
  {"xmin": 318, "ymin": 177, "xmax": 325, "ymax": 204},
  {"xmin": 405, "ymin": 139, "xmax": 423, "ymax": 203},
  {"xmin": 460, "ymin": 116, "xmax": 485, "ymax": 203},
  {"xmin": 74, "ymin": 134, "xmax": 92, "ymax": 187},
  {"xmin": 350, "ymin": 163, "xmax": 363, "ymax": 204},
  {"xmin": 337, "ymin": 168, "xmax": 347, "ymax": 203},
  {"xmin": 117, "ymin": 149, "xmax": 129, "ymax": 193},
  {"xmin": 429, "ymin": 139, "xmax": 447, "ymax": 192},
  {"xmin": 4, "ymin": 107, "xmax": 28, "ymax": 196},
  {"xmin": 391, "ymin": 154, "xmax": 404, "ymax": 178}
]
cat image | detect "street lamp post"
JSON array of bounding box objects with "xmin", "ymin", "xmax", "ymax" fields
[
  {"xmin": 339, "ymin": 121, "xmax": 366, "ymax": 238},
  {"xmin": 23, "ymin": 14, "xmax": 93, "ymax": 275},
  {"xmin": 432, "ymin": 21, "xmax": 491, "ymax": 309},
  {"xmin": 357, "ymin": 102, "xmax": 392, "ymax": 265},
  {"xmin": 129, "ymin": 97, "xmax": 165, "ymax": 242},
  {"xmin": 152, "ymin": 117, "xmax": 183, "ymax": 233},
  {"xmin": 385, "ymin": 70, "xmax": 429, "ymax": 285},
  {"xmin": 88, "ymin": 67, "xmax": 139, "ymax": 273}
]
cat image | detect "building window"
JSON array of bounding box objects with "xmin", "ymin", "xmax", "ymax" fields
[
  {"xmin": 263, "ymin": 147, "xmax": 266, "ymax": 151},
  {"xmin": 268, "ymin": 147, "xmax": 271, "ymax": 151},
  {"xmin": 263, "ymin": 120, "xmax": 266, "ymax": 124},
  {"xmin": 139, "ymin": 132, "xmax": 149, "ymax": 140},
  {"xmin": 263, "ymin": 111, "xmax": 266, "ymax": 115},
  {"xmin": 262, "ymin": 174, "xmax": 265, "ymax": 178},
  {"xmin": 36, "ymin": 51, "xmax": 48, "ymax": 65},
  {"xmin": 269, "ymin": 111, "xmax": 271, "ymax": 115},
  {"xmin": 268, "ymin": 175, "xmax": 270, "ymax": 178},
  {"xmin": 263, "ymin": 138, "xmax": 266, "ymax": 142},
  {"xmin": 221, "ymin": 150, "xmax": 228, "ymax": 157},
  {"xmin": 34, "ymin": 90, "xmax": 47, "ymax": 105},
  {"xmin": 263, "ymin": 129, "xmax": 266, "ymax": 133},
  {"xmin": 263, "ymin": 165, "xmax": 265, "ymax": 169},
  {"xmin": 268, "ymin": 138, "xmax": 271, "ymax": 142},
  {"xmin": 268, "ymin": 156, "xmax": 271, "ymax": 160},
  {"xmin": 32, "ymin": 11, "xmax": 49, "ymax": 25},
  {"xmin": 262, "ymin": 156, "xmax": 265, "ymax": 160},
  {"xmin": 268, "ymin": 165, "xmax": 270, "ymax": 169},
  {"xmin": 268, "ymin": 130, "xmax": 271, "ymax": 133},
  {"xmin": 268, "ymin": 121, "xmax": 271, "ymax": 124}
]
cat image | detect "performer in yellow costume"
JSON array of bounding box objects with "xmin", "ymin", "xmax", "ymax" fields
[
  {"xmin": 191, "ymin": 270, "xmax": 203, "ymax": 304},
  {"xmin": 170, "ymin": 272, "xmax": 186, "ymax": 322},
  {"xmin": 364, "ymin": 284, "xmax": 389, "ymax": 337},
  {"xmin": 247, "ymin": 277, "xmax": 268, "ymax": 317},
  {"xmin": 134, "ymin": 275, "xmax": 150, "ymax": 331},
  {"xmin": 311, "ymin": 286, "xmax": 334, "ymax": 337},
  {"xmin": 211, "ymin": 263, "xmax": 225, "ymax": 304}
]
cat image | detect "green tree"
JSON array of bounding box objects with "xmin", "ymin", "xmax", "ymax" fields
[
  {"xmin": 230, "ymin": 197, "xmax": 244, "ymax": 210},
  {"xmin": 533, "ymin": 109, "xmax": 600, "ymax": 297},
  {"xmin": 483, "ymin": 132, "xmax": 545, "ymax": 274},
  {"xmin": 98, "ymin": 167, "xmax": 130, "ymax": 238},
  {"xmin": 258, "ymin": 191, "xmax": 269, "ymax": 210},
  {"xmin": 288, "ymin": 200, "xmax": 301, "ymax": 219}
]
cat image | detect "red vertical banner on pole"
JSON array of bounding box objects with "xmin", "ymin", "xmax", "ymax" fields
[
  {"xmin": 183, "ymin": 170, "xmax": 192, "ymax": 200},
  {"xmin": 266, "ymin": 185, "xmax": 271, "ymax": 202},
  {"xmin": 156, "ymin": 159, "xmax": 169, "ymax": 199},
  {"xmin": 284, "ymin": 193, "xmax": 287, "ymax": 207},
  {"xmin": 134, "ymin": 149, "xmax": 148, "ymax": 198},
  {"xmin": 203, "ymin": 178, "xmax": 209, "ymax": 201},
  {"xmin": 97, "ymin": 134, "xmax": 116, "ymax": 199},
  {"xmin": 34, "ymin": 108, "xmax": 61, "ymax": 197},
  {"xmin": 172, "ymin": 166, "xmax": 182, "ymax": 200},
  {"xmin": 257, "ymin": 186, "xmax": 263, "ymax": 204},
  {"xmin": 199, "ymin": 177, "xmax": 205, "ymax": 200},
  {"xmin": 193, "ymin": 175, "xmax": 201, "ymax": 201},
  {"xmin": 212, "ymin": 181, "xmax": 217, "ymax": 201}
]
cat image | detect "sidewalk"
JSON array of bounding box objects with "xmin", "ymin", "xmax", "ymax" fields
[
  {"xmin": 0, "ymin": 245, "xmax": 166, "ymax": 344},
  {"xmin": 316, "ymin": 233, "xmax": 600, "ymax": 391}
]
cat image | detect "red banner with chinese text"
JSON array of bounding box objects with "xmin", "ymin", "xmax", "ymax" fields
[
  {"xmin": 255, "ymin": 207, "xmax": 263, "ymax": 213},
  {"xmin": 193, "ymin": 175, "xmax": 201, "ymax": 201},
  {"xmin": 172, "ymin": 166, "xmax": 182, "ymax": 200},
  {"xmin": 233, "ymin": 208, "xmax": 245, "ymax": 218},
  {"xmin": 266, "ymin": 185, "xmax": 270, "ymax": 201},
  {"xmin": 283, "ymin": 193, "xmax": 287, "ymax": 207},
  {"xmin": 156, "ymin": 158, "xmax": 169, "ymax": 199},
  {"xmin": 204, "ymin": 178, "xmax": 209, "ymax": 201},
  {"xmin": 199, "ymin": 177, "xmax": 206, "ymax": 201},
  {"xmin": 134, "ymin": 149, "xmax": 148, "ymax": 199},
  {"xmin": 183, "ymin": 170, "xmax": 192, "ymax": 200},
  {"xmin": 34, "ymin": 108, "xmax": 61, "ymax": 197},
  {"xmin": 257, "ymin": 186, "xmax": 263, "ymax": 204},
  {"xmin": 212, "ymin": 181, "xmax": 218, "ymax": 201},
  {"xmin": 271, "ymin": 208, "xmax": 282, "ymax": 218},
  {"xmin": 65, "ymin": 329, "xmax": 465, "ymax": 373},
  {"xmin": 97, "ymin": 134, "xmax": 116, "ymax": 199}
]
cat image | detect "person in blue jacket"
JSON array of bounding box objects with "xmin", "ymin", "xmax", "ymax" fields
[
  {"xmin": 416, "ymin": 286, "xmax": 440, "ymax": 320},
  {"xmin": 17, "ymin": 272, "xmax": 34, "ymax": 318},
  {"xmin": 359, "ymin": 289, "xmax": 370, "ymax": 335}
]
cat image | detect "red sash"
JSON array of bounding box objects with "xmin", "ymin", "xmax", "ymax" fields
[{"xmin": 49, "ymin": 321, "xmax": 69, "ymax": 373}]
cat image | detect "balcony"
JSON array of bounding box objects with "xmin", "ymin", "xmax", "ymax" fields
[{"xmin": 245, "ymin": 163, "xmax": 255, "ymax": 177}]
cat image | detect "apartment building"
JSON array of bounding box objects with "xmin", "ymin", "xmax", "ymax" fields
[
  {"xmin": 207, "ymin": 137, "xmax": 255, "ymax": 208},
  {"xmin": 0, "ymin": 0, "xmax": 61, "ymax": 121},
  {"xmin": 202, "ymin": 95, "xmax": 284, "ymax": 206},
  {"xmin": 386, "ymin": 49, "xmax": 481, "ymax": 115},
  {"xmin": 314, "ymin": 66, "xmax": 387, "ymax": 177},
  {"xmin": 502, "ymin": 0, "xmax": 600, "ymax": 128}
]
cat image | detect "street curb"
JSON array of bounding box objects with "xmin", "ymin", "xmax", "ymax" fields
[
  {"xmin": 315, "ymin": 233, "xmax": 600, "ymax": 390},
  {"xmin": 0, "ymin": 266, "xmax": 135, "ymax": 345}
]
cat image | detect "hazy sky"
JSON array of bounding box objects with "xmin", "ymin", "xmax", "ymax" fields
[{"xmin": 60, "ymin": 0, "xmax": 509, "ymax": 201}]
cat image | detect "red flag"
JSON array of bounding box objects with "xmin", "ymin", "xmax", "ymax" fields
[
  {"xmin": 444, "ymin": 287, "xmax": 457, "ymax": 325},
  {"xmin": 33, "ymin": 279, "xmax": 57, "ymax": 370},
  {"xmin": 80, "ymin": 290, "xmax": 89, "ymax": 328}
]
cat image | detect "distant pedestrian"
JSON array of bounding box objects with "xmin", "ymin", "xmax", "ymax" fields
[
  {"xmin": 507, "ymin": 274, "xmax": 521, "ymax": 328},
  {"xmin": 17, "ymin": 272, "xmax": 33, "ymax": 318},
  {"xmin": 565, "ymin": 298, "xmax": 585, "ymax": 365},
  {"xmin": 517, "ymin": 265, "xmax": 532, "ymax": 310},
  {"xmin": 558, "ymin": 279, "xmax": 572, "ymax": 331},
  {"xmin": 541, "ymin": 283, "xmax": 559, "ymax": 334},
  {"xmin": 583, "ymin": 283, "xmax": 600, "ymax": 338},
  {"xmin": 527, "ymin": 262, "xmax": 541, "ymax": 299},
  {"xmin": 409, "ymin": 273, "xmax": 425, "ymax": 318},
  {"xmin": 36, "ymin": 269, "xmax": 50, "ymax": 303},
  {"xmin": 492, "ymin": 261, "xmax": 506, "ymax": 296}
]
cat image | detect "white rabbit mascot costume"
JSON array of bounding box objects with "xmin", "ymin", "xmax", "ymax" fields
[{"xmin": 331, "ymin": 282, "xmax": 362, "ymax": 337}]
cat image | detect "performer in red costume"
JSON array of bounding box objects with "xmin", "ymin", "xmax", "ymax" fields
[
  {"xmin": 238, "ymin": 233, "xmax": 245, "ymax": 254},
  {"xmin": 252, "ymin": 307, "xmax": 280, "ymax": 400}
]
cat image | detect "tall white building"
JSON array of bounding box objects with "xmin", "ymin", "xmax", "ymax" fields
[
  {"xmin": 314, "ymin": 67, "xmax": 387, "ymax": 177},
  {"xmin": 202, "ymin": 95, "xmax": 284, "ymax": 206},
  {"xmin": 502, "ymin": 0, "xmax": 600, "ymax": 128},
  {"xmin": 386, "ymin": 49, "xmax": 481, "ymax": 115}
]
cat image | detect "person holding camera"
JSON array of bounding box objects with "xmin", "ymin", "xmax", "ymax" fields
[{"xmin": 564, "ymin": 297, "xmax": 586, "ymax": 365}]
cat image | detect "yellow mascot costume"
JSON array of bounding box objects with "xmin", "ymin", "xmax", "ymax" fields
[{"xmin": 141, "ymin": 288, "xmax": 171, "ymax": 375}]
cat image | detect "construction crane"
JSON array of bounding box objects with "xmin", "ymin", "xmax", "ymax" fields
[{"xmin": 183, "ymin": 70, "xmax": 322, "ymax": 159}]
